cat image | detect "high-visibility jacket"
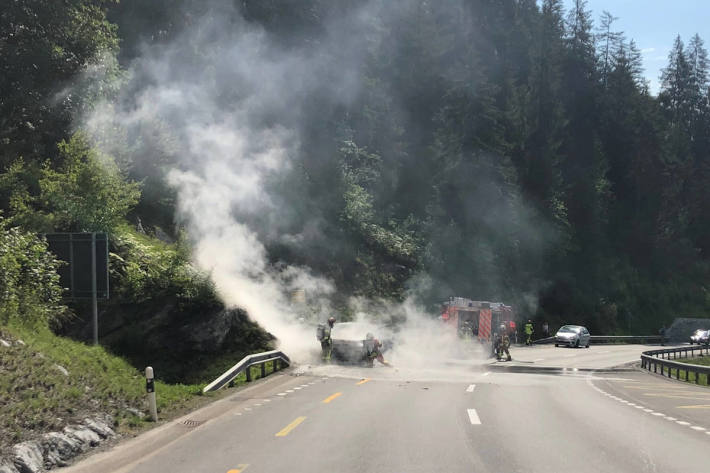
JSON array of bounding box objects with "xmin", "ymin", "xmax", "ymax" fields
[
  {"xmin": 524, "ymin": 323, "xmax": 533, "ymax": 335},
  {"xmin": 501, "ymin": 334, "xmax": 510, "ymax": 349}
]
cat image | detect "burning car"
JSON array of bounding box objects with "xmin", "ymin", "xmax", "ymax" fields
[{"xmin": 330, "ymin": 321, "xmax": 394, "ymax": 364}]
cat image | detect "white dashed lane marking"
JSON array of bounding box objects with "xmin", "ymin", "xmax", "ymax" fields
[
  {"xmin": 587, "ymin": 376, "xmax": 709, "ymax": 437},
  {"xmin": 466, "ymin": 384, "xmax": 476, "ymax": 393},
  {"xmin": 467, "ymin": 409, "xmax": 481, "ymax": 425}
]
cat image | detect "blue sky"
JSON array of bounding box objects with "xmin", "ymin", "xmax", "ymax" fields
[{"xmin": 563, "ymin": 0, "xmax": 710, "ymax": 94}]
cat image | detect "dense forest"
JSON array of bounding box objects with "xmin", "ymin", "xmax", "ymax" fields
[{"xmin": 1, "ymin": 0, "xmax": 709, "ymax": 340}]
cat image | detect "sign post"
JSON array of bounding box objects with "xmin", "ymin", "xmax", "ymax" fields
[
  {"xmin": 45, "ymin": 233, "xmax": 109, "ymax": 345},
  {"xmin": 91, "ymin": 232, "xmax": 98, "ymax": 345}
]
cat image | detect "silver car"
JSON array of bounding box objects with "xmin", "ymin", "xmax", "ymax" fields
[
  {"xmin": 555, "ymin": 325, "xmax": 591, "ymax": 348},
  {"xmin": 689, "ymin": 329, "xmax": 708, "ymax": 345}
]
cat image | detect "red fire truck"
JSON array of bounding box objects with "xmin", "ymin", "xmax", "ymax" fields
[{"xmin": 440, "ymin": 297, "xmax": 515, "ymax": 341}]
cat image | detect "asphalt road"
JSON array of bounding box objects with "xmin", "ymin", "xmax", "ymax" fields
[{"xmin": 63, "ymin": 344, "xmax": 710, "ymax": 473}]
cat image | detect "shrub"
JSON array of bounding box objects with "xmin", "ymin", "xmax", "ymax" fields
[{"xmin": 0, "ymin": 219, "xmax": 66, "ymax": 326}]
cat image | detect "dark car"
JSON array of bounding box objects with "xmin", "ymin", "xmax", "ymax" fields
[{"xmin": 330, "ymin": 322, "xmax": 394, "ymax": 364}]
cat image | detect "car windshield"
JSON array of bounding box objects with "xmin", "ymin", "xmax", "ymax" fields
[
  {"xmin": 332, "ymin": 321, "xmax": 390, "ymax": 340},
  {"xmin": 558, "ymin": 326, "xmax": 580, "ymax": 333}
]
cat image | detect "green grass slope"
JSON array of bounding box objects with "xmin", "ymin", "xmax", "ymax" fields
[{"xmin": 0, "ymin": 324, "xmax": 204, "ymax": 456}]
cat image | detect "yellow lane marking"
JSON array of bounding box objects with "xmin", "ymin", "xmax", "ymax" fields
[
  {"xmin": 275, "ymin": 417, "xmax": 306, "ymax": 437},
  {"xmin": 227, "ymin": 465, "xmax": 249, "ymax": 473},
  {"xmin": 623, "ymin": 387, "xmax": 710, "ymax": 394},
  {"xmin": 677, "ymin": 405, "xmax": 710, "ymax": 409},
  {"xmin": 643, "ymin": 393, "xmax": 710, "ymax": 401},
  {"xmin": 622, "ymin": 385, "xmax": 692, "ymax": 390},
  {"xmin": 356, "ymin": 378, "xmax": 371, "ymax": 385},
  {"xmin": 322, "ymin": 392, "xmax": 343, "ymax": 403}
]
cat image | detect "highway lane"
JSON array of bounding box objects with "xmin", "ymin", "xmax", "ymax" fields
[
  {"xmin": 61, "ymin": 345, "xmax": 710, "ymax": 473},
  {"xmin": 497, "ymin": 342, "xmax": 687, "ymax": 369}
]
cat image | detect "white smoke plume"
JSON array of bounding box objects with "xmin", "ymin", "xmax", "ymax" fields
[
  {"xmin": 84, "ymin": 1, "xmax": 380, "ymax": 359},
  {"xmin": 85, "ymin": 0, "xmax": 500, "ymax": 370}
]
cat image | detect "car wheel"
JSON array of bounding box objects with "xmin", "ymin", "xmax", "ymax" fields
[
  {"xmin": 555, "ymin": 343, "xmax": 559, "ymax": 347},
  {"xmin": 585, "ymin": 342, "xmax": 590, "ymax": 348}
]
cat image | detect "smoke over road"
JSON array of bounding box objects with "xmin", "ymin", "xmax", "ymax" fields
[{"xmin": 84, "ymin": 0, "xmax": 514, "ymax": 368}]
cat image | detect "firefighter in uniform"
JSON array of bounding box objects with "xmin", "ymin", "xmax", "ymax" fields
[
  {"xmin": 524, "ymin": 319, "xmax": 534, "ymax": 346},
  {"xmin": 318, "ymin": 316, "xmax": 336, "ymax": 362},
  {"xmin": 498, "ymin": 324, "xmax": 512, "ymax": 361},
  {"xmin": 364, "ymin": 333, "xmax": 390, "ymax": 367},
  {"xmin": 492, "ymin": 329, "xmax": 501, "ymax": 358}
]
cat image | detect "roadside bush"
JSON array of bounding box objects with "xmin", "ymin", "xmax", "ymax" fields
[
  {"xmin": 0, "ymin": 132, "xmax": 141, "ymax": 235},
  {"xmin": 0, "ymin": 219, "xmax": 66, "ymax": 326},
  {"xmin": 109, "ymin": 225, "xmax": 219, "ymax": 310}
]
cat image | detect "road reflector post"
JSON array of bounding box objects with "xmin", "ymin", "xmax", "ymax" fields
[{"xmin": 146, "ymin": 366, "xmax": 158, "ymax": 422}]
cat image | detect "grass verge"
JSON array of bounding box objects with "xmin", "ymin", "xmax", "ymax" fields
[
  {"xmin": 654, "ymin": 356, "xmax": 710, "ymax": 386},
  {"xmin": 0, "ymin": 323, "xmax": 277, "ymax": 457}
]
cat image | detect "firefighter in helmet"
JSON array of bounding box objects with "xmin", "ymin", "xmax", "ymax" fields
[
  {"xmin": 498, "ymin": 324, "xmax": 512, "ymax": 361},
  {"xmin": 364, "ymin": 332, "xmax": 390, "ymax": 367},
  {"xmin": 318, "ymin": 316, "xmax": 336, "ymax": 362},
  {"xmin": 524, "ymin": 319, "xmax": 534, "ymax": 346}
]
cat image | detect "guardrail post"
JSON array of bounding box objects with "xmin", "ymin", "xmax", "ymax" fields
[
  {"xmin": 261, "ymin": 362, "xmax": 266, "ymax": 378},
  {"xmin": 274, "ymin": 359, "xmax": 280, "ymax": 372},
  {"xmin": 246, "ymin": 366, "xmax": 252, "ymax": 382},
  {"xmin": 654, "ymin": 361, "xmax": 657, "ymax": 373}
]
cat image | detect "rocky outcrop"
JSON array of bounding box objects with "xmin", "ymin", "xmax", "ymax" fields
[
  {"xmin": 11, "ymin": 442, "xmax": 42, "ymax": 473},
  {"xmin": 1, "ymin": 416, "xmax": 115, "ymax": 473},
  {"xmin": 0, "ymin": 460, "xmax": 19, "ymax": 473}
]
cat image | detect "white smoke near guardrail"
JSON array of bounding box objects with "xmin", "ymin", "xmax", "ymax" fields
[
  {"xmin": 84, "ymin": 1, "xmax": 377, "ymax": 360},
  {"xmin": 84, "ymin": 0, "xmax": 499, "ymax": 366}
]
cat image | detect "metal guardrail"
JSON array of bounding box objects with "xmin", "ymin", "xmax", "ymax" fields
[
  {"xmin": 590, "ymin": 335, "xmax": 664, "ymax": 344},
  {"xmin": 532, "ymin": 335, "xmax": 664, "ymax": 345},
  {"xmin": 641, "ymin": 345, "xmax": 710, "ymax": 384},
  {"xmin": 203, "ymin": 350, "xmax": 290, "ymax": 393}
]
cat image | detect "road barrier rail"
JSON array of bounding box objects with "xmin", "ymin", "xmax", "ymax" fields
[
  {"xmin": 203, "ymin": 349, "xmax": 290, "ymax": 393},
  {"xmin": 641, "ymin": 345, "xmax": 710, "ymax": 384},
  {"xmin": 533, "ymin": 335, "xmax": 664, "ymax": 345}
]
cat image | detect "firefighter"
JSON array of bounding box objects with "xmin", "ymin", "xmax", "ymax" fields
[
  {"xmin": 524, "ymin": 319, "xmax": 534, "ymax": 346},
  {"xmin": 364, "ymin": 333, "xmax": 390, "ymax": 367},
  {"xmin": 492, "ymin": 328, "xmax": 501, "ymax": 358},
  {"xmin": 317, "ymin": 316, "xmax": 336, "ymax": 362},
  {"xmin": 499, "ymin": 324, "xmax": 512, "ymax": 361}
]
